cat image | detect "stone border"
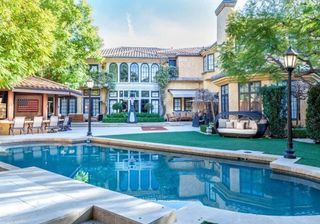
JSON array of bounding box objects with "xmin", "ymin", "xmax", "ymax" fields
[{"xmin": 91, "ymin": 137, "xmax": 320, "ymax": 181}]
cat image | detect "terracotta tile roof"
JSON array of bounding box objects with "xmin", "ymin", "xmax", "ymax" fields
[
  {"xmin": 13, "ymin": 76, "xmax": 82, "ymax": 96},
  {"xmin": 101, "ymin": 46, "xmax": 208, "ymax": 58}
]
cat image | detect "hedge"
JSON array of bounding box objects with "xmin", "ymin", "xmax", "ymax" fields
[
  {"xmin": 260, "ymin": 85, "xmax": 287, "ymax": 138},
  {"xmin": 293, "ymin": 128, "xmax": 308, "ymax": 138},
  {"xmin": 306, "ymin": 84, "xmax": 320, "ymax": 143},
  {"xmin": 103, "ymin": 112, "xmax": 164, "ymax": 123}
]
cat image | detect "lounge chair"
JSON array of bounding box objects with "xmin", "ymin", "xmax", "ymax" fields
[
  {"xmin": 28, "ymin": 116, "xmax": 43, "ymax": 134},
  {"xmin": 9, "ymin": 117, "xmax": 26, "ymax": 135},
  {"xmin": 59, "ymin": 116, "xmax": 71, "ymax": 131},
  {"xmin": 46, "ymin": 116, "xmax": 59, "ymax": 133}
]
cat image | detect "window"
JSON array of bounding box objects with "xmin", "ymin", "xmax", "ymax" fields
[
  {"xmin": 69, "ymin": 98, "xmax": 76, "ymax": 114},
  {"xmin": 151, "ymin": 91, "xmax": 159, "ymax": 98},
  {"xmin": 184, "ymin": 98, "xmax": 193, "ymax": 111},
  {"xmin": 141, "ymin": 99, "xmax": 149, "ymax": 113},
  {"xmin": 239, "ymin": 81, "xmax": 261, "ymax": 111},
  {"xmin": 151, "ymin": 100, "xmax": 159, "ymax": 114},
  {"xmin": 60, "ymin": 97, "xmax": 77, "ymax": 116},
  {"xmin": 291, "ymin": 95, "xmax": 298, "ymax": 120},
  {"xmin": 83, "ymin": 97, "xmax": 100, "ymax": 116},
  {"xmin": 281, "ymin": 81, "xmax": 299, "ymax": 120},
  {"xmin": 207, "ymin": 54, "xmax": 214, "ymax": 71},
  {"xmin": 120, "ymin": 63, "xmax": 128, "ymax": 82},
  {"xmin": 168, "ymin": 59, "xmax": 176, "ymax": 67},
  {"xmin": 141, "ymin": 64, "xmax": 149, "ymax": 82},
  {"xmin": 130, "ymin": 63, "xmax": 139, "ymax": 82},
  {"xmin": 130, "ymin": 90, "xmax": 139, "ymax": 98},
  {"xmin": 151, "ymin": 64, "xmax": 159, "ymax": 82},
  {"xmin": 141, "ymin": 91, "xmax": 149, "ymax": 98},
  {"xmin": 89, "ymin": 64, "xmax": 99, "ymax": 73},
  {"xmin": 203, "ymin": 54, "xmax": 215, "ymax": 72},
  {"xmin": 60, "ymin": 98, "xmax": 68, "ymax": 116},
  {"xmin": 173, "ymin": 98, "xmax": 182, "ymax": 111},
  {"xmin": 221, "ymin": 84, "xmax": 229, "ymax": 113},
  {"xmin": 109, "ymin": 91, "xmax": 118, "ymax": 98},
  {"xmin": 109, "ymin": 100, "xmax": 117, "ymax": 114},
  {"xmin": 109, "ymin": 63, "xmax": 118, "ymax": 82}
]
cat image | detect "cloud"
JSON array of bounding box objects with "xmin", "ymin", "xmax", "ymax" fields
[{"xmin": 126, "ymin": 13, "xmax": 135, "ymax": 38}]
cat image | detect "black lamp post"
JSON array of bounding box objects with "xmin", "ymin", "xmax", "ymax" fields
[
  {"xmin": 86, "ymin": 79, "xmax": 94, "ymax": 137},
  {"xmin": 283, "ymin": 46, "xmax": 298, "ymax": 159}
]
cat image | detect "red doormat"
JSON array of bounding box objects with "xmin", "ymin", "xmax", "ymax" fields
[{"xmin": 141, "ymin": 126, "xmax": 167, "ymax": 131}]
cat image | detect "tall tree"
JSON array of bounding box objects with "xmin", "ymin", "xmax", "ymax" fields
[
  {"xmin": 0, "ymin": 0, "xmax": 102, "ymax": 88},
  {"xmin": 40, "ymin": 0, "xmax": 102, "ymax": 88},
  {"xmin": 219, "ymin": 0, "xmax": 320, "ymax": 83},
  {"xmin": 0, "ymin": 0, "xmax": 56, "ymax": 88}
]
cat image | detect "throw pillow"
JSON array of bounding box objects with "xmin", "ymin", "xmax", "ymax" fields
[
  {"xmin": 226, "ymin": 121, "xmax": 234, "ymax": 129},
  {"xmin": 218, "ymin": 119, "xmax": 228, "ymax": 128},
  {"xmin": 236, "ymin": 122, "xmax": 245, "ymax": 129}
]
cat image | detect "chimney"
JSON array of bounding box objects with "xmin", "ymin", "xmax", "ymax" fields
[{"xmin": 215, "ymin": 0, "xmax": 237, "ymax": 44}]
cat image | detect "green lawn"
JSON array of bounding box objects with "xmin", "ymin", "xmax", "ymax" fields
[{"xmin": 101, "ymin": 131, "xmax": 320, "ymax": 167}]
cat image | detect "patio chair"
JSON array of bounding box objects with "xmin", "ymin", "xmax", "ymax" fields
[
  {"xmin": 59, "ymin": 116, "xmax": 71, "ymax": 131},
  {"xmin": 28, "ymin": 116, "xmax": 43, "ymax": 134},
  {"xmin": 46, "ymin": 116, "xmax": 59, "ymax": 133},
  {"xmin": 9, "ymin": 117, "xmax": 26, "ymax": 135}
]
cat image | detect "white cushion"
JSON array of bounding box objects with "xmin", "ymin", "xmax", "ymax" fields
[
  {"xmin": 218, "ymin": 128, "xmax": 257, "ymax": 135},
  {"xmin": 236, "ymin": 122, "xmax": 245, "ymax": 129},
  {"xmin": 218, "ymin": 119, "xmax": 228, "ymax": 128},
  {"xmin": 226, "ymin": 121, "xmax": 234, "ymax": 129},
  {"xmin": 248, "ymin": 120, "xmax": 258, "ymax": 130}
]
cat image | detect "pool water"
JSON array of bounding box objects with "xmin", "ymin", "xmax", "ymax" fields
[{"xmin": 1, "ymin": 143, "xmax": 320, "ymax": 216}]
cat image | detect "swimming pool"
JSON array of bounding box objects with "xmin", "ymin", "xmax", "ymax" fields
[{"xmin": 1, "ymin": 143, "xmax": 320, "ymax": 216}]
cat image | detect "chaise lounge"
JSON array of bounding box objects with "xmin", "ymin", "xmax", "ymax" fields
[{"xmin": 215, "ymin": 111, "xmax": 268, "ymax": 138}]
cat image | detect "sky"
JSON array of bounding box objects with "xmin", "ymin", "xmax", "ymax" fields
[{"xmin": 87, "ymin": 0, "xmax": 247, "ymax": 49}]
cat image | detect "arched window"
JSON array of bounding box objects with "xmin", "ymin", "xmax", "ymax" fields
[
  {"xmin": 151, "ymin": 64, "xmax": 159, "ymax": 82},
  {"xmin": 141, "ymin": 64, "xmax": 149, "ymax": 82},
  {"xmin": 120, "ymin": 63, "xmax": 128, "ymax": 82},
  {"xmin": 109, "ymin": 63, "xmax": 118, "ymax": 82},
  {"xmin": 130, "ymin": 63, "xmax": 139, "ymax": 82}
]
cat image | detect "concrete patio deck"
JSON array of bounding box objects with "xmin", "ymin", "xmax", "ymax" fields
[
  {"xmin": 0, "ymin": 166, "xmax": 175, "ymax": 224},
  {"xmin": 0, "ymin": 122, "xmax": 197, "ymax": 145}
]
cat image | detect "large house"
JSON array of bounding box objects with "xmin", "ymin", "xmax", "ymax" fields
[{"xmin": 60, "ymin": 0, "xmax": 315, "ymax": 126}]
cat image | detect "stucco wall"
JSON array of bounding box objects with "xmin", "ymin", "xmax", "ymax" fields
[{"xmin": 176, "ymin": 56, "xmax": 203, "ymax": 78}]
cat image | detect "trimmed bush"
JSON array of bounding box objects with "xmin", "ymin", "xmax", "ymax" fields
[
  {"xmin": 306, "ymin": 84, "xmax": 320, "ymax": 143},
  {"xmin": 200, "ymin": 125, "xmax": 208, "ymax": 133},
  {"xmin": 103, "ymin": 112, "xmax": 164, "ymax": 123},
  {"xmin": 260, "ymin": 85, "xmax": 287, "ymax": 138},
  {"xmin": 293, "ymin": 128, "xmax": 308, "ymax": 138},
  {"xmin": 112, "ymin": 102, "xmax": 123, "ymax": 113}
]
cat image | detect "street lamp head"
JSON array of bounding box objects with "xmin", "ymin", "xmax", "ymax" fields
[
  {"xmin": 86, "ymin": 79, "xmax": 94, "ymax": 89},
  {"xmin": 284, "ymin": 46, "xmax": 298, "ymax": 70}
]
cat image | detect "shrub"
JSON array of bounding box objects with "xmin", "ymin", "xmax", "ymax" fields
[
  {"xmin": 112, "ymin": 103, "xmax": 123, "ymax": 113},
  {"xmin": 260, "ymin": 85, "xmax": 287, "ymax": 138},
  {"xmin": 293, "ymin": 128, "xmax": 308, "ymax": 138},
  {"xmin": 200, "ymin": 125, "xmax": 208, "ymax": 133},
  {"xmin": 306, "ymin": 84, "xmax": 320, "ymax": 143},
  {"xmin": 102, "ymin": 112, "xmax": 164, "ymax": 123}
]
